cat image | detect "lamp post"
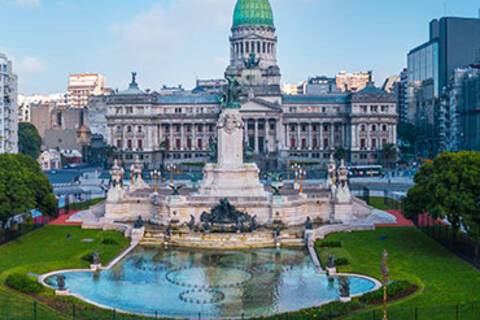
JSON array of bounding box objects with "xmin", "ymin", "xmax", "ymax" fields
[
  {"xmin": 298, "ymin": 168, "xmax": 306, "ymax": 193},
  {"xmin": 381, "ymin": 249, "xmax": 389, "ymax": 320},
  {"xmin": 151, "ymin": 169, "xmax": 160, "ymax": 193},
  {"xmin": 166, "ymin": 164, "xmax": 180, "ymax": 185}
]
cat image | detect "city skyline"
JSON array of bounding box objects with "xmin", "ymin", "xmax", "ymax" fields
[{"xmin": 2, "ymin": 0, "xmax": 480, "ymax": 94}]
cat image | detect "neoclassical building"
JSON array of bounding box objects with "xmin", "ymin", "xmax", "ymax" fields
[{"xmin": 96, "ymin": 0, "xmax": 397, "ymax": 169}]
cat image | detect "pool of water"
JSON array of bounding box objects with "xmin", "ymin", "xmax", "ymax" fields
[{"xmin": 45, "ymin": 247, "xmax": 377, "ymax": 319}]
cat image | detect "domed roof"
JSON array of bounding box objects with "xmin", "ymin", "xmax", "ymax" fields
[{"xmin": 233, "ymin": 0, "xmax": 274, "ymax": 28}]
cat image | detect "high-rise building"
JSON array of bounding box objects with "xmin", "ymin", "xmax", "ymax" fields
[
  {"xmin": 407, "ymin": 13, "xmax": 480, "ymax": 156},
  {"xmin": 67, "ymin": 73, "xmax": 109, "ymax": 108},
  {"xmin": 336, "ymin": 71, "xmax": 371, "ymax": 93},
  {"xmin": 0, "ymin": 53, "xmax": 18, "ymax": 154}
]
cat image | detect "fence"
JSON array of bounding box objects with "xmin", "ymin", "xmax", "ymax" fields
[
  {"xmin": 414, "ymin": 214, "xmax": 480, "ymax": 269},
  {"xmin": 360, "ymin": 302, "xmax": 480, "ymax": 320},
  {"xmin": 1, "ymin": 292, "xmax": 480, "ymax": 320}
]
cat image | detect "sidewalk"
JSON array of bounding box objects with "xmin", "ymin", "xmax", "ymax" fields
[
  {"xmin": 48, "ymin": 210, "xmax": 82, "ymax": 226},
  {"xmin": 376, "ymin": 210, "xmax": 415, "ymax": 228}
]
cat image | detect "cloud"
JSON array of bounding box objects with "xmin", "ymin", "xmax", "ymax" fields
[
  {"xmin": 17, "ymin": 56, "xmax": 47, "ymax": 74},
  {"xmin": 1, "ymin": 0, "xmax": 41, "ymax": 7},
  {"xmin": 104, "ymin": 0, "xmax": 236, "ymax": 89}
]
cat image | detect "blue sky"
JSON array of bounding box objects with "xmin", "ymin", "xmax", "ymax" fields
[{"xmin": 1, "ymin": 0, "xmax": 480, "ymax": 94}]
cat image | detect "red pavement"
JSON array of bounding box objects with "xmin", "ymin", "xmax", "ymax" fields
[
  {"xmin": 48, "ymin": 210, "xmax": 82, "ymax": 226},
  {"xmin": 376, "ymin": 210, "xmax": 415, "ymax": 228}
]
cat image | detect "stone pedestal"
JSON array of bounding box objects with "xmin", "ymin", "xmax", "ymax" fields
[
  {"xmin": 327, "ymin": 267, "xmax": 337, "ymax": 275},
  {"xmin": 55, "ymin": 290, "xmax": 70, "ymax": 296},
  {"xmin": 340, "ymin": 296, "xmax": 352, "ymax": 303},
  {"xmin": 90, "ymin": 264, "xmax": 102, "ymax": 271},
  {"xmin": 198, "ymin": 163, "xmax": 267, "ymax": 198}
]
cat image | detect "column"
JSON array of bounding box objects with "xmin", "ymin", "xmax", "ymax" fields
[
  {"xmin": 244, "ymin": 119, "xmax": 249, "ymax": 146},
  {"xmin": 296, "ymin": 122, "xmax": 301, "ymax": 150},
  {"xmin": 308, "ymin": 123, "xmax": 313, "ymax": 150},
  {"xmin": 330, "ymin": 122, "xmax": 335, "ymax": 150},
  {"xmin": 319, "ymin": 123, "xmax": 323, "ymax": 151},
  {"xmin": 158, "ymin": 124, "xmax": 162, "ymax": 149},
  {"xmin": 169, "ymin": 122, "xmax": 174, "ymax": 150},
  {"xmin": 254, "ymin": 119, "xmax": 259, "ymax": 154},
  {"xmin": 265, "ymin": 119, "xmax": 270, "ymax": 153},
  {"xmin": 192, "ymin": 122, "xmax": 196, "ymax": 151}
]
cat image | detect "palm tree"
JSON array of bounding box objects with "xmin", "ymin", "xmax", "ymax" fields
[{"xmin": 381, "ymin": 144, "xmax": 397, "ymax": 169}]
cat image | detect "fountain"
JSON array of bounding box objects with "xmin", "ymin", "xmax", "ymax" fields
[{"xmin": 102, "ymin": 77, "xmax": 376, "ymax": 236}]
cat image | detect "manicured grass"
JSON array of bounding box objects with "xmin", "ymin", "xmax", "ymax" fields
[
  {"xmin": 0, "ymin": 225, "xmax": 129, "ymax": 320},
  {"xmin": 360, "ymin": 196, "xmax": 401, "ymax": 211},
  {"xmin": 316, "ymin": 228, "xmax": 480, "ymax": 320}
]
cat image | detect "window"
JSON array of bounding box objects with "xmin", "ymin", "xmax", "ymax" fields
[
  {"xmin": 360, "ymin": 125, "xmax": 366, "ymax": 132},
  {"xmin": 301, "ymin": 124, "xmax": 307, "ymax": 132},
  {"xmin": 382, "ymin": 124, "xmax": 387, "ymax": 131},
  {"xmin": 301, "ymin": 139, "xmax": 307, "ymax": 149},
  {"xmin": 262, "ymin": 42, "xmax": 266, "ymax": 53},
  {"xmin": 290, "ymin": 138, "xmax": 296, "ymax": 148},
  {"xmin": 197, "ymin": 124, "xmax": 203, "ymax": 132},
  {"xmin": 382, "ymin": 139, "xmax": 387, "ymax": 146},
  {"xmin": 312, "ymin": 138, "xmax": 318, "ymax": 148},
  {"xmin": 360, "ymin": 139, "xmax": 366, "ymax": 149},
  {"xmin": 208, "ymin": 125, "xmax": 214, "ymax": 132},
  {"xmin": 372, "ymin": 125, "xmax": 377, "ymax": 132},
  {"xmin": 137, "ymin": 126, "xmax": 143, "ymax": 133},
  {"xmin": 197, "ymin": 139, "xmax": 203, "ymax": 150},
  {"xmin": 137, "ymin": 140, "xmax": 143, "ymax": 150},
  {"xmin": 324, "ymin": 124, "xmax": 329, "ymax": 132},
  {"xmin": 371, "ymin": 139, "xmax": 377, "ymax": 149},
  {"xmin": 176, "ymin": 139, "xmax": 181, "ymax": 150},
  {"xmin": 381, "ymin": 105, "xmax": 388, "ymax": 112},
  {"xmin": 371, "ymin": 106, "xmax": 378, "ymax": 113},
  {"xmin": 116, "ymin": 140, "xmax": 122, "ymax": 148},
  {"xmin": 175, "ymin": 125, "xmax": 180, "ymax": 133},
  {"xmin": 127, "ymin": 126, "xmax": 132, "ymax": 133},
  {"xmin": 290, "ymin": 124, "xmax": 296, "ymax": 131},
  {"xmin": 324, "ymin": 138, "xmax": 329, "ymax": 149},
  {"xmin": 126, "ymin": 107, "xmax": 133, "ymax": 114},
  {"xmin": 187, "ymin": 138, "xmax": 192, "ymax": 149},
  {"xmin": 360, "ymin": 105, "xmax": 367, "ymax": 113},
  {"xmin": 127, "ymin": 140, "xmax": 132, "ymax": 149},
  {"xmin": 269, "ymin": 122, "xmax": 276, "ymax": 131}
]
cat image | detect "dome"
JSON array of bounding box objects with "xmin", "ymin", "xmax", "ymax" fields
[{"xmin": 233, "ymin": 0, "xmax": 274, "ymax": 28}]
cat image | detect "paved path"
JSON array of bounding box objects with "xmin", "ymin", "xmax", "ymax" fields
[
  {"xmin": 49, "ymin": 210, "xmax": 82, "ymax": 226},
  {"xmin": 376, "ymin": 210, "xmax": 414, "ymax": 227}
]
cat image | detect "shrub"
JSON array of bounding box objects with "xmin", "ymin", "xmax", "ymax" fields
[
  {"xmin": 81, "ymin": 252, "xmax": 94, "ymax": 263},
  {"xmin": 360, "ymin": 280, "xmax": 416, "ymax": 305},
  {"xmin": 5, "ymin": 273, "xmax": 43, "ymax": 294},
  {"xmin": 254, "ymin": 300, "xmax": 363, "ymax": 320},
  {"xmin": 318, "ymin": 240, "xmax": 342, "ymax": 248},
  {"xmin": 335, "ymin": 258, "xmax": 349, "ymax": 266},
  {"xmin": 101, "ymin": 238, "xmax": 118, "ymax": 245}
]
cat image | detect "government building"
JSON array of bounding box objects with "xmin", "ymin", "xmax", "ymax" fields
[{"xmin": 92, "ymin": 0, "xmax": 397, "ymax": 169}]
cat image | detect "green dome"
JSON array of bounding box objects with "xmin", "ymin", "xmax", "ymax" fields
[{"xmin": 233, "ymin": 0, "xmax": 274, "ymax": 28}]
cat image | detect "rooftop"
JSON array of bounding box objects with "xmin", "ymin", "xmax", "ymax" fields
[{"xmin": 233, "ymin": 0, "xmax": 274, "ymax": 28}]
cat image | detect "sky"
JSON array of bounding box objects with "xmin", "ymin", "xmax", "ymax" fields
[{"xmin": 1, "ymin": 0, "xmax": 480, "ymax": 95}]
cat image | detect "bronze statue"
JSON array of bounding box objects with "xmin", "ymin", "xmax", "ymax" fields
[
  {"xmin": 339, "ymin": 276, "xmax": 350, "ymax": 298},
  {"xmin": 220, "ymin": 76, "xmax": 241, "ymax": 109},
  {"xmin": 56, "ymin": 274, "xmax": 66, "ymax": 291},
  {"xmin": 243, "ymin": 52, "xmax": 260, "ymax": 69}
]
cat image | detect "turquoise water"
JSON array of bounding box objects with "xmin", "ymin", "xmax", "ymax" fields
[{"xmin": 46, "ymin": 247, "xmax": 377, "ymax": 319}]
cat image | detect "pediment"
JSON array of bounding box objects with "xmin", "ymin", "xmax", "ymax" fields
[{"xmin": 240, "ymin": 98, "xmax": 281, "ymax": 113}]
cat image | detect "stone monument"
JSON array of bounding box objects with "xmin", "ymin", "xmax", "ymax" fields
[{"xmin": 198, "ymin": 76, "xmax": 267, "ymax": 198}]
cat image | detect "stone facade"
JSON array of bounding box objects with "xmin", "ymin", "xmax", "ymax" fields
[
  {"xmin": 0, "ymin": 53, "xmax": 18, "ymax": 154},
  {"xmin": 90, "ymin": 0, "xmax": 397, "ymax": 168}
]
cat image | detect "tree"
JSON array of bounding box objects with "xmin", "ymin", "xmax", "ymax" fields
[
  {"xmin": 397, "ymin": 122, "xmax": 418, "ymax": 151},
  {"xmin": 334, "ymin": 147, "xmax": 347, "ymax": 161},
  {"xmin": 403, "ymin": 152, "xmax": 480, "ymax": 242},
  {"xmin": 18, "ymin": 123, "xmax": 42, "ymax": 160},
  {"xmin": 0, "ymin": 154, "xmax": 58, "ymax": 224},
  {"xmin": 381, "ymin": 144, "xmax": 397, "ymax": 169}
]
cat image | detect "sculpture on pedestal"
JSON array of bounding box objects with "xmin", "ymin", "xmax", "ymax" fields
[
  {"xmin": 336, "ymin": 159, "xmax": 352, "ymax": 203},
  {"xmin": 199, "ymin": 199, "xmax": 257, "ymax": 233}
]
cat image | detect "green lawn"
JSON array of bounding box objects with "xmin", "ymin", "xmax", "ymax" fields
[
  {"xmin": 0, "ymin": 225, "xmax": 129, "ymax": 320},
  {"xmin": 316, "ymin": 227, "xmax": 480, "ymax": 320}
]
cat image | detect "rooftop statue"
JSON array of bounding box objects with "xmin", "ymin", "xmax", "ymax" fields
[
  {"xmin": 243, "ymin": 52, "xmax": 260, "ymax": 69},
  {"xmin": 220, "ymin": 76, "xmax": 241, "ymax": 109}
]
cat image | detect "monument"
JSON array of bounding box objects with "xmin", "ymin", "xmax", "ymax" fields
[{"xmin": 103, "ymin": 76, "xmax": 379, "ymax": 243}]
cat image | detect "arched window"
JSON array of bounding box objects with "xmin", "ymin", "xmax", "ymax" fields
[
  {"xmin": 372, "ymin": 124, "xmax": 377, "ymax": 132},
  {"xmin": 127, "ymin": 126, "xmax": 132, "ymax": 133},
  {"xmin": 360, "ymin": 125, "xmax": 366, "ymax": 132}
]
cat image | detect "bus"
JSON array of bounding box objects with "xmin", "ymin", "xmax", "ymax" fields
[{"xmin": 347, "ymin": 165, "xmax": 383, "ymax": 177}]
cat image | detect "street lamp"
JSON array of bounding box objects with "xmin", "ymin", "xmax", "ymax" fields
[
  {"xmin": 151, "ymin": 169, "xmax": 160, "ymax": 193},
  {"xmin": 291, "ymin": 163, "xmax": 304, "ymax": 190},
  {"xmin": 297, "ymin": 168, "xmax": 306, "ymax": 193},
  {"xmin": 381, "ymin": 249, "xmax": 389, "ymax": 320},
  {"xmin": 166, "ymin": 164, "xmax": 180, "ymax": 185}
]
